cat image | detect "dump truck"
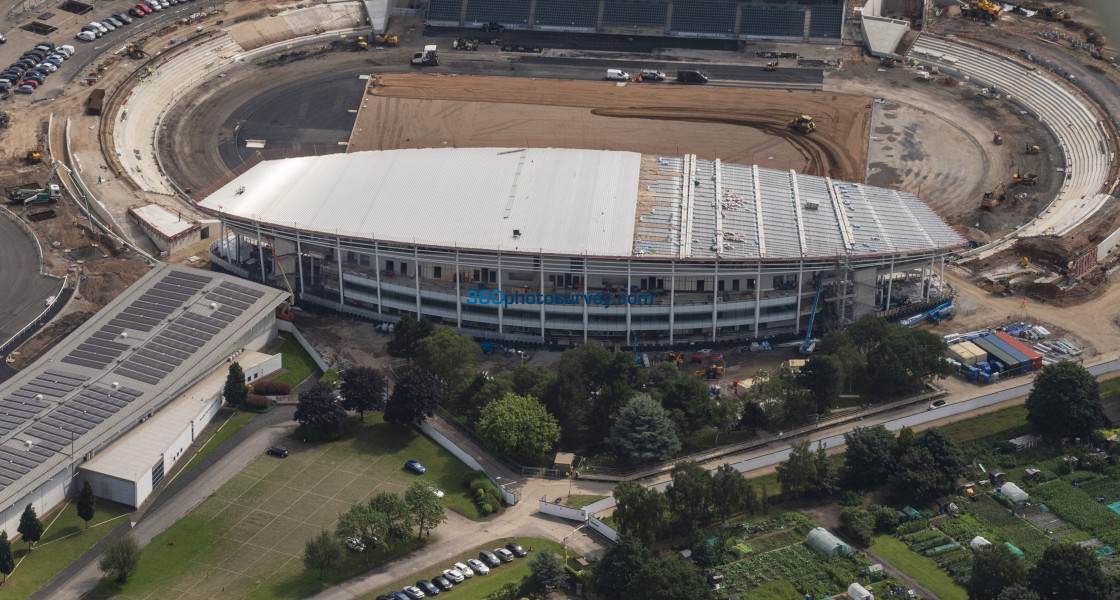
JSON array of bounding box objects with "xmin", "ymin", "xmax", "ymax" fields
[
  {"xmin": 87, "ymin": 88, "xmax": 105, "ymax": 115},
  {"xmin": 1012, "ymin": 169, "xmax": 1038, "ymax": 186},
  {"xmin": 411, "ymin": 45, "xmax": 439, "ymax": 66},
  {"xmin": 789, "ymin": 115, "xmax": 815, "ymax": 134}
]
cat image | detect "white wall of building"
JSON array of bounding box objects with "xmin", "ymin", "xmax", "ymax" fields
[
  {"xmin": 244, "ymin": 353, "xmax": 283, "ymax": 383},
  {"xmin": 0, "ymin": 470, "xmax": 73, "ymax": 539},
  {"xmin": 84, "ymin": 470, "xmax": 144, "ymax": 508}
]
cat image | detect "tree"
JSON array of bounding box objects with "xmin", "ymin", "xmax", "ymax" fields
[
  {"xmin": 404, "ymin": 480, "xmax": 447, "ymax": 539},
  {"xmin": 476, "ymin": 393, "xmax": 561, "ymax": 459},
  {"xmin": 1025, "ymin": 361, "xmax": 1103, "ymax": 438},
  {"xmin": 335, "ymin": 503, "xmax": 385, "ymax": 550},
  {"xmin": 98, "ymin": 534, "xmax": 141, "ymax": 583},
  {"xmin": 738, "ymin": 400, "xmax": 769, "ymax": 434},
  {"xmin": 0, "ymin": 531, "xmax": 12, "ymax": 583},
  {"xmin": 610, "ymin": 394, "xmax": 681, "ymax": 462},
  {"xmin": 1029, "ymin": 543, "xmax": 1112, "ymax": 600},
  {"xmin": 665, "ymin": 461, "xmax": 711, "ymax": 529},
  {"xmin": 543, "ymin": 343, "xmax": 642, "ymax": 450},
  {"xmin": 896, "ymin": 425, "xmax": 916, "ymax": 456},
  {"xmin": 338, "ymin": 366, "xmax": 387, "ymax": 420},
  {"xmin": 294, "ymin": 382, "xmax": 346, "ymax": 435},
  {"xmin": 969, "ymin": 545, "xmax": 1028, "ymax": 600},
  {"xmin": 78, "ymin": 479, "xmax": 96, "ymax": 529},
  {"xmin": 814, "ymin": 443, "xmax": 839, "ymax": 497},
  {"xmin": 869, "ymin": 504, "xmax": 898, "ymax": 534},
  {"xmin": 848, "ymin": 314, "xmax": 890, "ymax": 354},
  {"xmin": 529, "ymin": 550, "xmax": 567, "ymax": 590},
  {"xmin": 303, "ymin": 529, "xmax": 342, "ymax": 580},
  {"xmin": 368, "ymin": 491, "xmax": 414, "ymax": 544},
  {"xmin": 843, "ymin": 425, "xmax": 898, "ymax": 489},
  {"xmin": 866, "ymin": 328, "xmax": 951, "ymax": 397},
  {"xmin": 17, "ymin": 504, "xmax": 42, "ymax": 552},
  {"xmin": 384, "ymin": 368, "xmax": 440, "ymax": 425},
  {"xmin": 776, "ymin": 440, "xmax": 818, "ymax": 498},
  {"xmin": 996, "ymin": 584, "xmax": 1039, "ymax": 600},
  {"xmin": 624, "ymin": 557, "xmax": 714, "ymax": 600},
  {"xmin": 710, "ymin": 464, "xmax": 758, "ymax": 523},
  {"xmin": 648, "ymin": 363, "xmax": 712, "ymax": 433},
  {"xmin": 415, "ymin": 327, "xmax": 481, "ymax": 395},
  {"xmin": 386, "ymin": 315, "xmax": 433, "ymax": 365},
  {"xmin": 889, "ymin": 428, "xmax": 966, "ymax": 501},
  {"xmin": 840, "ymin": 506, "xmax": 875, "ymax": 546},
  {"xmin": 591, "ymin": 535, "xmax": 647, "ymax": 600},
  {"xmin": 799, "ymin": 354, "xmax": 844, "ymax": 413},
  {"xmin": 613, "ymin": 481, "xmax": 670, "ymax": 546},
  {"xmin": 223, "ymin": 362, "xmax": 248, "ymax": 407}
]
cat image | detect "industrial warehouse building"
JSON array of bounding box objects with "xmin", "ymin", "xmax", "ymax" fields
[
  {"xmin": 0, "ymin": 265, "xmax": 286, "ymax": 535},
  {"xmin": 199, "ymin": 147, "xmax": 964, "ymax": 347},
  {"xmin": 426, "ymin": 0, "xmax": 847, "ymax": 41}
]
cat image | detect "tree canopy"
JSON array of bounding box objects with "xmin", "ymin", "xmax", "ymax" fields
[
  {"xmin": 624, "ymin": 557, "xmax": 714, "ymax": 600},
  {"xmin": 591, "ymin": 535, "xmax": 648, "ymax": 600},
  {"xmin": 0, "ymin": 531, "xmax": 13, "ymax": 583},
  {"xmin": 612, "ymin": 481, "xmax": 670, "ymax": 546},
  {"xmin": 843, "ymin": 425, "xmax": 897, "ymax": 489},
  {"xmin": 223, "ymin": 362, "xmax": 248, "ymax": 407},
  {"xmin": 798, "ymin": 354, "xmax": 844, "ymax": 413},
  {"xmin": 98, "ymin": 534, "xmax": 141, "ymax": 583},
  {"xmin": 17, "ymin": 504, "xmax": 42, "ymax": 552},
  {"xmin": 890, "ymin": 428, "xmax": 967, "ymax": 501},
  {"xmin": 1025, "ymin": 361, "xmax": 1103, "ymax": 438},
  {"xmin": 303, "ymin": 529, "xmax": 342, "ymax": 580},
  {"xmin": 368, "ymin": 491, "xmax": 415, "ymax": 544},
  {"xmin": 840, "ymin": 506, "xmax": 875, "ymax": 546},
  {"xmin": 385, "ymin": 315, "xmax": 433, "ymax": 364},
  {"xmin": 866, "ymin": 328, "xmax": 951, "ymax": 397},
  {"xmin": 610, "ymin": 394, "xmax": 681, "ymax": 462},
  {"xmin": 294, "ymin": 382, "xmax": 347, "ymax": 435},
  {"xmin": 404, "ymin": 480, "xmax": 448, "ymax": 539},
  {"xmin": 666, "ymin": 461, "xmax": 712, "ymax": 529},
  {"xmin": 476, "ymin": 393, "xmax": 561, "ymax": 459},
  {"xmin": 384, "ymin": 368, "xmax": 440, "ymax": 425},
  {"xmin": 338, "ymin": 366, "xmax": 387, "ymax": 420},
  {"xmin": 529, "ymin": 550, "xmax": 568, "ymax": 590},
  {"xmin": 710, "ymin": 464, "xmax": 759, "ymax": 523},
  {"xmin": 1029, "ymin": 543, "xmax": 1112, "ymax": 600},
  {"xmin": 969, "ymin": 545, "xmax": 1028, "ymax": 600},
  {"xmin": 78, "ymin": 479, "xmax": 96, "ymax": 529},
  {"xmin": 415, "ymin": 327, "xmax": 481, "ymax": 395}
]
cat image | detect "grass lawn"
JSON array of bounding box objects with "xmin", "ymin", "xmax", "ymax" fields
[
  {"xmin": 565, "ymin": 494, "xmax": 607, "ymax": 510},
  {"xmin": 88, "ymin": 414, "xmax": 479, "ymax": 600},
  {"xmin": 360, "ymin": 537, "xmax": 577, "ymax": 600},
  {"xmin": 172, "ymin": 409, "xmax": 258, "ymax": 480},
  {"xmin": 1099, "ymin": 375, "xmax": 1120, "ymax": 399},
  {"xmin": 748, "ymin": 580, "xmax": 804, "ymax": 600},
  {"xmin": 870, "ymin": 535, "xmax": 968, "ymax": 600},
  {"xmin": 3, "ymin": 499, "xmax": 129, "ymax": 599},
  {"xmin": 940, "ymin": 405, "xmax": 1028, "ymax": 445},
  {"xmin": 272, "ymin": 334, "xmax": 318, "ymax": 387}
]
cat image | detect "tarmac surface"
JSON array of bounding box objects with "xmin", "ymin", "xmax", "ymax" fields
[{"xmin": 0, "ymin": 214, "xmax": 62, "ymax": 345}]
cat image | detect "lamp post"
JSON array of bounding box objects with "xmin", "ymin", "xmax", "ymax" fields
[{"xmin": 566, "ymin": 456, "xmax": 585, "ymax": 498}]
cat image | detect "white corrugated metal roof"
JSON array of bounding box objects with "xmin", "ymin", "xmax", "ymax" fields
[{"xmin": 199, "ymin": 148, "xmax": 642, "ymax": 257}]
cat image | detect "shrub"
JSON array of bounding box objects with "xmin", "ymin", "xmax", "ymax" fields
[
  {"xmin": 320, "ymin": 369, "xmax": 339, "ymax": 386},
  {"xmin": 837, "ymin": 490, "xmax": 863, "ymax": 506},
  {"xmin": 480, "ymin": 503, "xmax": 494, "ymax": 516},
  {"xmin": 251, "ymin": 380, "xmax": 291, "ymax": 395},
  {"xmin": 246, "ymin": 394, "xmax": 271, "ymax": 410}
]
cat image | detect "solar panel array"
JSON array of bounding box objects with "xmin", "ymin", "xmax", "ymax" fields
[
  {"xmin": 113, "ymin": 271, "xmax": 213, "ymax": 385},
  {"xmin": 0, "ymin": 370, "xmax": 93, "ymax": 490},
  {"xmin": 25, "ymin": 383, "xmax": 142, "ymax": 456}
]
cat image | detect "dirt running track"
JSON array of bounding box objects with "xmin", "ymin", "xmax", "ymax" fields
[{"xmin": 351, "ymin": 73, "xmax": 871, "ymax": 180}]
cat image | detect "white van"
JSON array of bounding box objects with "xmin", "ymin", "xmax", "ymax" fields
[{"xmin": 605, "ymin": 69, "xmax": 630, "ymax": 81}]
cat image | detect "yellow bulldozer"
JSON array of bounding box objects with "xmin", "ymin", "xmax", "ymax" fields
[
  {"xmin": 962, "ymin": 0, "xmax": 1003, "ymax": 21},
  {"xmin": 1039, "ymin": 7, "xmax": 1067, "ymax": 21},
  {"xmin": 982, "ymin": 180, "xmax": 1006, "ymax": 209},
  {"xmin": 789, "ymin": 115, "xmax": 815, "ymax": 134},
  {"xmin": 25, "ymin": 150, "xmax": 41, "ymax": 164},
  {"xmin": 373, "ymin": 33, "xmax": 398, "ymax": 46}
]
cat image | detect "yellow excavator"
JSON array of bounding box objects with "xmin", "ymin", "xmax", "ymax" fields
[
  {"xmin": 789, "ymin": 115, "xmax": 815, "ymax": 134},
  {"xmin": 373, "ymin": 33, "xmax": 398, "ymax": 46},
  {"xmin": 25, "ymin": 150, "xmax": 41, "ymax": 164},
  {"xmin": 982, "ymin": 180, "xmax": 1006, "ymax": 209},
  {"xmin": 963, "ymin": 0, "xmax": 1003, "ymax": 20}
]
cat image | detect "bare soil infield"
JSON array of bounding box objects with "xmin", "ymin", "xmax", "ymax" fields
[{"xmin": 351, "ymin": 73, "xmax": 872, "ymax": 180}]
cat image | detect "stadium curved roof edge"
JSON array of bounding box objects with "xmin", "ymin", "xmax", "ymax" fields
[{"xmin": 197, "ymin": 147, "xmax": 966, "ymax": 259}]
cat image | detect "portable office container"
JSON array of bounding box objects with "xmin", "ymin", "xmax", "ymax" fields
[
  {"xmin": 995, "ymin": 332, "xmax": 1042, "ymax": 371},
  {"xmin": 972, "ymin": 336, "xmax": 1021, "ymax": 376},
  {"xmin": 984, "ymin": 334, "xmax": 1031, "ymax": 373}
]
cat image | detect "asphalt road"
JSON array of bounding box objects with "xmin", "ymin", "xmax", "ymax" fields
[{"xmin": 0, "ymin": 214, "xmax": 61, "ymax": 345}]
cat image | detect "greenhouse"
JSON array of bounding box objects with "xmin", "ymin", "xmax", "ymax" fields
[
  {"xmin": 970, "ymin": 536, "xmax": 992, "ymax": 549},
  {"xmin": 1000, "ymin": 482, "xmax": 1029, "ymax": 503},
  {"xmin": 805, "ymin": 527, "xmax": 850, "ymax": 557}
]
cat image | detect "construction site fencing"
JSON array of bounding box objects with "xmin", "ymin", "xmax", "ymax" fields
[{"xmin": 0, "ymin": 276, "xmax": 71, "ymax": 360}]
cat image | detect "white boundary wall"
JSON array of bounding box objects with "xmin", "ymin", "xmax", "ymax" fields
[
  {"xmin": 538, "ymin": 500, "xmax": 588, "ymax": 522},
  {"xmin": 1098, "ymin": 226, "xmax": 1120, "ymax": 261},
  {"xmin": 588, "ymin": 515, "xmax": 619, "ymax": 542},
  {"xmin": 416, "ymin": 421, "xmax": 517, "ymax": 505},
  {"xmin": 276, "ymin": 320, "xmax": 330, "ymax": 372}
]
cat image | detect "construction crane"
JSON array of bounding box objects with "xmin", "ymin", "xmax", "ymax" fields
[
  {"xmin": 789, "ymin": 115, "xmax": 815, "ymax": 134},
  {"xmin": 993, "ymin": 130, "xmax": 1003, "ymax": 145},
  {"xmin": 262, "ymin": 235, "xmax": 297, "ymax": 322},
  {"xmin": 900, "ymin": 301, "xmax": 955, "ymax": 327},
  {"xmin": 373, "ymin": 33, "xmax": 397, "ymax": 46},
  {"xmin": 1012, "ymin": 168, "xmax": 1038, "ymax": 187},
  {"xmin": 765, "ymin": 60, "xmax": 779, "ymax": 71},
  {"xmin": 799, "ymin": 273, "xmax": 823, "ymax": 355},
  {"xmin": 982, "ymin": 180, "xmax": 1006, "ymax": 209},
  {"xmin": 1025, "ymin": 143, "xmax": 1040, "ymax": 154}
]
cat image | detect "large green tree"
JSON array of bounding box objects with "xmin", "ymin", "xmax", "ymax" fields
[
  {"xmin": 624, "ymin": 557, "xmax": 714, "ymax": 600},
  {"xmin": 969, "ymin": 545, "xmax": 1028, "ymax": 600},
  {"xmin": 776, "ymin": 440, "xmax": 818, "ymax": 498},
  {"xmin": 476, "ymin": 393, "xmax": 561, "ymax": 460},
  {"xmin": 866, "ymin": 328, "xmax": 951, "ymax": 397},
  {"xmin": 890, "ymin": 428, "xmax": 967, "ymax": 501},
  {"xmin": 303, "ymin": 529, "xmax": 342, "ymax": 580},
  {"xmin": 815, "ymin": 443, "xmax": 839, "ymax": 497},
  {"xmin": 840, "ymin": 506, "xmax": 874, "ymax": 546},
  {"xmin": 710, "ymin": 464, "xmax": 759, "ymax": 523},
  {"xmin": 0, "ymin": 531, "xmax": 12, "ymax": 583},
  {"xmin": 404, "ymin": 480, "xmax": 448, "ymax": 539},
  {"xmin": 612, "ymin": 481, "xmax": 670, "ymax": 546},
  {"xmin": 384, "ymin": 368, "xmax": 440, "ymax": 425},
  {"xmin": 98, "ymin": 534, "xmax": 141, "ymax": 583},
  {"xmin": 848, "ymin": 314, "xmax": 891, "ymax": 354},
  {"xmin": 17, "ymin": 504, "xmax": 42, "ymax": 552},
  {"xmin": 294, "ymin": 382, "xmax": 347, "ymax": 435},
  {"xmin": 1025, "ymin": 361, "xmax": 1103, "ymax": 438},
  {"xmin": 647, "ymin": 362, "xmax": 713, "ymax": 433},
  {"xmin": 78, "ymin": 479, "xmax": 96, "ymax": 529},
  {"xmin": 843, "ymin": 425, "xmax": 898, "ymax": 489},
  {"xmin": 996, "ymin": 584, "xmax": 1039, "ymax": 600},
  {"xmin": 529, "ymin": 550, "xmax": 568, "ymax": 590},
  {"xmin": 223, "ymin": 362, "xmax": 248, "ymax": 407},
  {"xmin": 799, "ymin": 354, "xmax": 844, "ymax": 414},
  {"xmin": 1029, "ymin": 543, "xmax": 1111, "ymax": 600},
  {"xmin": 335, "ymin": 503, "xmax": 386, "ymax": 550},
  {"xmin": 338, "ymin": 366, "xmax": 387, "ymax": 420},
  {"xmin": 368, "ymin": 491, "xmax": 414, "ymax": 544},
  {"xmin": 591, "ymin": 535, "xmax": 648, "ymax": 600},
  {"xmin": 415, "ymin": 327, "xmax": 481, "ymax": 395},
  {"xmin": 543, "ymin": 343, "xmax": 642, "ymax": 450},
  {"xmin": 610, "ymin": 394, "xmax": 681, "ymax": 462},
  {"xmin": 665, "ymin": 461, "xmax": 711, "ymax": 529},
  {"xmin": 385, "ymin": 315, "xmax": 433, "ymax": 365}
]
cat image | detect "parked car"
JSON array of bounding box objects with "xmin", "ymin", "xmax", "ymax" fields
[
  {"xmin": 401, "ymin": 586, "xmax": 426, "ymax": 599},
  {"xmin": 605, "ymin": 69, "xmax": 629, "ymax": 81},
  {"xmin": 639, "ymin": 69, "xmax": 666, "ymax": 81},
  {"xmin": 76, "ymin": 31, "xmax": 97, "ymax": 41},
  {"xmin": 431, "ymin": 576, "xmax": 453, "ymax": 591},
  {"xmin": 465, "ymin": 558, "xmax": 489, "ymax": 575},
  {"xmin": 479, "ymin": 550, "xmax": 501, "ymax": 568},
  {"xmin": 136, "ymin": 3, "xmax": 152, "ymax": 12},
  {"xmin": 114, "ymin": 12, "xmax": 133, "ymax": 23},
  {"xmin": 505, "ymin": 542, "xmax": 527, "ymax": 557},
  {"xmin": 404, "ymin": 460, "xmax": 425, "ymax": 474},
  {"xmin": 158, "ymin": 0, "xmax": 170, "ymax": 7},
  {"xmin": 14, "ymin": 84, "xmax": 34, "ymax": 94},
  {"xmin": 100, "ymin": 19, "xmax": 117, "ymax": 30},
  {"xmin": 36, "ymin": 63, "xmax": 56, "ymax": 73},
  {"xmin": 442, "ymin": 568, "xmax": 464, "ymax": 583},
  {"xmin": 266, "ymin": 446, "xmax": 289, "ymax": 457},
  {"xmin": 0, "ymin": 81, "xmax": 11, "ymax": 91},
  {"xmin": 494, "ymin": 548, "xmax": 515, "ymax": 563},
  {"xmin": 19, "ymin": 79, "xmax": 39, "ymax": 88},
  {"xmin": 929, "ymin": 399, "xmax": 947, "ymax": 410},
  {"xmin": 90, "ymin": 22, "xmax": 108, "ymax": 35},
  {"xmin": 388, "ymin": 593, "xmax": 410, "ymax": 600},
  {"xmin": 106, "ymin": 16, "xmax": 124, "ymax": 27},
  {"xmin": 416, "ymin": 580, "xmax": 440, "ymax": 596},
  {"xmin": 452, "ymin": 562, "xmax": 474, "ymax": 579},
  {"xmin": 0, "ymin": 33, "xmax": 6, "ymax": 44},
  {"xmin": 129, "ymin": 7, "xmax": 145, "ymax": 17},
  {"xmin": 345, "ymin": 537, "xmax": 366, "ymax": 552}
]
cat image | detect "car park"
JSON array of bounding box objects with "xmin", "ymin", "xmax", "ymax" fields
[
  {"xmin": 494, "ymin": 548, "xmax": 515, "ymax": 563},
  {"xmin": 465, "ymin": 558, "xmax": 489, "ymax": 575},
  {"xmin": 404, "ymin": 460, "xmax": 425, "ymax": 474},
  {"xmin": 344, "ymin": 537, "xmax": 366, "ymax": 552},
  {"xmin": 506, "ymin": 542, "xmax": 527, "ymax": 557},
  {"xmin": 401, "ymin": 586, "xmax": 425, "ymax": 599},
  {"xmin": 432, "ymin": 576, "xmax": 453, "ymax": 591},
  {"xmin": 452, "ymin": 562, "xmax": 473, "ymax": 578},
  {"xmin": 442, "ymin": 568, "xmax": 464, "ymax": 583},
  {"xmin": 416, "ymin": 580, "xmax": 439, "ymax": 596},
  {"xmin": 266, "ymin": 446, "xmax": 289, "ymax": 457},
  {"xmin": 479, "ymin": 550, "xmax": 501, "ymax": 567},
  {"xmin": 14, "ymin": 85, "xmax": 34, "ymax": 94}
]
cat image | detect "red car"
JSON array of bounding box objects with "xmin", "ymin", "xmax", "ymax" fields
[
  {"xmin": 135, "ymin": 3, "xmax": 152, "ymax": 13},
  {"xmin": 129, "ymin": 6, "xmax": 145, "ymax": 16},
  {"xmin": 19, "ymin": 79, "xmax": 39, "ymax": 88}
]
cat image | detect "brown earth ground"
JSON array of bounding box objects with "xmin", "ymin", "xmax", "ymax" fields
[{"xmin": 350, "ymin": 73, "xmax": 872, "ymax": 182}]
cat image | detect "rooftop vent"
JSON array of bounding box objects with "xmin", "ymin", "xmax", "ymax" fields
[
  {"xmin": 512, "ymin": 229, "xmax": 521, "ymax": 239},
  {"xmin": 112, "ymin": 382, "xmax": 120, "ymax": 389}
]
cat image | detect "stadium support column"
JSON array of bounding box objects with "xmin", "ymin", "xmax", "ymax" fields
[
  {"xmin": 886, "ymin": 256, "xmax": 895, "ymax": 311},
  {"xmin": 669, "ymin": 261, "xmax": 676, "ymax": 346},
  {"xmin": 497, "ymin": 253, "xmax": 503, "ymax": 334},
  {"xmin": 753, "ymin": 262, "xmax": 762, "ymax": 336},
  {"xmin": 925, "ymin": 255, "xmax": 935, "ymax": 302},
  {"xmin": 582, "ymin": 259, "xmax": 589, "ymax": 344},
  {"xmin": 626, "ymin": 259, "xmax": 632, "ymax": 343},
  {"xmin": 940, "ymin": 254, "xmax": 945, "ymax": 297},
  {"xmin": 596, "ymin": 0, "xmax": 605, "ymax": 29},
  {"xmin": 374, "ymin": 242, "xmax": 383, "ymax": 314},
  {"xmin": 795, "ymin": 262, "xmax": 804, "ymax": 332},
  {"xmin": 296, "ymin": 231, "xmax": 304, "ymax": 296},
  {"xmin": 711, "ymin": 261, "xmax": 718, "ymax": 343},
  {"xmin": 255, "ymin": 223, "xmax": 266, "ymax": 284},
  {"xmin": 540, "ymin": 253, "xmax": 546, "ymax": 342},
  {"xmin": 527, "ymin": 0, "xmax": 538, "ymax": 28},
  {"xmin": 336, "ymin": 236, "xmax": 345, "ymax": 306},
  {"xmin": 414, "ymin": 245, "xmax": 422, "ymax": 316},
  {"xmin": 455, "ymin": 249, "xmax": 462, "ymax": 328}
]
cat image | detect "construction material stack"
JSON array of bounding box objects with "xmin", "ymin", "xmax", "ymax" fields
[{"xmin": 995, "ymin": 332, "xmax": 1042, "ymax": 371}]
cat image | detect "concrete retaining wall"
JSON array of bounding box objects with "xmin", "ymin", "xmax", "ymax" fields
[
  {"xmin": 275, "ymin": 320, "xmax": 330, "ymax": 372},
  {"xmin": 538, "ymin": 500, "xmax": 588, "ymax": 523},
  {"xmin": 416, "ymin": 421, "xmax": 517, "ymax": 506}
]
